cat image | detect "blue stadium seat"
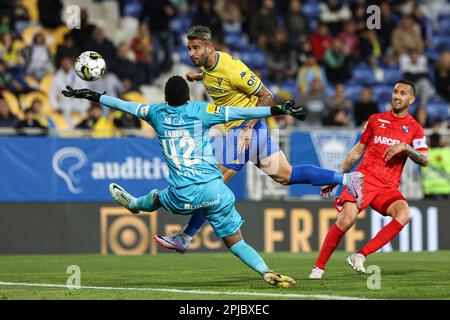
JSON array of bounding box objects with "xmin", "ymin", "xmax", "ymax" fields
[
  {"xmin": 279, "ymin": 80, "xmax": 300, "ymax": 101},
  {"xmin": 372, "ymin": 85, "xmax": 392, "ymax": 102},
  {"xmin": 383, "ymin": 68, "xmax": 402, "ymax": 85},
  {"xmin": 426, "ymin": 97, "xmax": 449, "ymax": 122},
  {"xmin": 239, "ymin": 49, "xmax": 266, "ymax": 70},
  {"xmin": 439, "ymin": 18, "xmax": 450, "ymax": 34},
  {"xmin": 224, "ymin": 31, "xmax": 248, "ymax": 51},
  {"xmin": 352, "ymin": 67, "xmax": 376, "ymax": 85},
  {"xmin": 377, "ymin": 100, "xmax": 391, "ymax": 112},
  {"xmin": 345, "ymin": 84, "xmax": 363, "ymax": 101},
  {"xmin": 425, "ymin": 49, "xmax": 442, "ymax": 62},
  {"xmin": 302, "ymin": 3, "xmax": 321, "ymax": 20},
  {"xmin": 431, "ymin": 35, "xmax": 450, "ymax": 51}
]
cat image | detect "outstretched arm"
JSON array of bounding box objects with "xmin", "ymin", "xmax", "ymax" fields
[
  {"xmin": 61, "ymin": 86, "xmax": 143, "ymax": 116},
  {"xmin": 384, "ymin": 143, "xmax": 429, "ymax": 167}
]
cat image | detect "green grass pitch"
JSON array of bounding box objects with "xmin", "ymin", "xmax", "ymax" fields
[{"xmin": 0, "ymin": 251, "xmax": 449, "ymax": 300}]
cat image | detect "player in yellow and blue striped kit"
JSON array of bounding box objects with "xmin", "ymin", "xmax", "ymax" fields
[{"xmin": 156, "ymin": 26, "xmax": 365, "ymax": 253}]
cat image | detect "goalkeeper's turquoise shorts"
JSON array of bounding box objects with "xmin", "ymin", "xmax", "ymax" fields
[{"xmin": 158, "ymin": 177, "xmax": 244, "ymax": 238}]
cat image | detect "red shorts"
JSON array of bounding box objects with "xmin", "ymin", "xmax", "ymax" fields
[{"xmin": 334, "ymin": 172, "xmax": 406, "ymax": 215}]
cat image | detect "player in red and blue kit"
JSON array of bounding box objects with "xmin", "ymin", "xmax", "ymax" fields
[{"xmin": 309, "ymin": 80, "xmax": 430, "ymax": 279}]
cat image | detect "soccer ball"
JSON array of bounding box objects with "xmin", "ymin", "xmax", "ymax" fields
[{"xmin": 74, "ymin": 51, "xmax": 106, "ymax": 81}]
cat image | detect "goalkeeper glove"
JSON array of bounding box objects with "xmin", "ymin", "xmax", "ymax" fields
[
  {"xmin": 271, "ymin": 100, "xmax": 307, "ymax": 121},
  {"xmin": 61, "ymin": 86, "xmax": 105, "ymax": 102}
]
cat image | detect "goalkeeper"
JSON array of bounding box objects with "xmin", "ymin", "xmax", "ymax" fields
[{"xmin": 62, "ymin": 75, "xmax": 305, "ymax": 288}]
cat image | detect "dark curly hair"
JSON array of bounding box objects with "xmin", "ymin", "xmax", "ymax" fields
[{"xmin": 164, "ymin": 75, "xmax": 190, "ymax": 106}]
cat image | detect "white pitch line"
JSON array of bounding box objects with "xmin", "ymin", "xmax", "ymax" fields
[{"xmin": 0, "ymin": 281, "xmax": 370, "ymax": 300}]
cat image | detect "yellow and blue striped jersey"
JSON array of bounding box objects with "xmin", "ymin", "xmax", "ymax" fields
[{"xmin": 200, "ymin": 51, "xmax": 263, "ymax": 129}]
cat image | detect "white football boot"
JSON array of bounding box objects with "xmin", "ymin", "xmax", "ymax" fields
[
  {"xmin": 109, "ymin": 183, "xmax": 139, "ymax": 214},
  {"xmin": 346, "ymin": 253, "xmax": 367, "ymax": 274},
  {"xmin": 308, "ymin": 267, "xmax": 325, "ymax": 279}
]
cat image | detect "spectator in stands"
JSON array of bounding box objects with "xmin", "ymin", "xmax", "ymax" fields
[
  {"xmin": 413, "ymin": 105, "xmax": 432, "ymax": 128},
  {"xmin": 15, "ymin": 107, "xmax": 48, "ymax": 136},
  {"xmin": 296, "ymin": 54, "xmax": 327, "ymax": 96},
  {"xmin": 391, "ymin": 15, "xmax": 423, "ymax": 56},
  {"xmin": 55, "ymin": 33, "xmax": 78, "ymax": 69},
  {"xmin": 284, "ymin": 0, "xmax": 310, "ymax": 47},
  {"xmin": 338, "ymin": 19, "xmax": 360, "ymax": 60},
  {"xmin": 435, "ymin": 51, "xmax": 450, "ymax": 101},
  {"xmin": 22, "ymin": 32, "xmax": 53, "ymax": 80},
  {"xmin": 265, "ymin": 28, "xmax": 297, "ymax": 83},
  {"xmin": 319, "ymin": 0, "xmax": 352, "ymax": 36},
  {"xmin": 421, "ymin": 132, "xmax": 450, "ymax": 200},
  {"xmin": 83, "ymin": 26, "xmax": 117, "ymax": 64},
  {"xmin": 353, "ymin": 86, "xmax": 378, "ymax": 127},
  {"xmin": 37, "ymin": 0, "xmax": 63, "ymax": 29},
  {"xmin": 359, "ymin": 29, "xmax": 382, "ymax": 63},
  {"xmin": 69, "ymin": 9, "xmax": 95, "ymax": 53},
  {"xmin": 140, "ymin": 0, "xmax": 176, "ymax": 76},
  {"xmin": 131, "ymin": 23, "xmax": 154, "ymax": 86},
  {"xmin": 113, "ymin": 110, "xmax": 142, "ymax": 131},
  {"xmin": 322, "ymin": 108, "xmax": 351, "ymax": 127},
  {"xmin": 192, "ymin": 0, "xmax": 223, "ymax": 43},
  {"xmin": 215, "ymin": 0, "xmax": 242, "ymax": 33},
  {"xmin": 400, "ymin": 49, "xmax": 435, "ymax": 105},
  {"xmin": 309, "ymin": 23, "xmax": 332, "ymax": 61},
  {"xmin": 323, "ymin": 38, "xmax": 350, "ymax": 84},
  {"xmin": 0, "ymin": 15, "xmax": 11, "ymax": 37},
  {"xmin": 300, "ymin": 79, "xmax": 329, "ymax": 127},
  {"xmin": 0, "ymin": 31, "xmax": 25, "ymax": 71},
  {"xmin": 379, "ymin": 2, "xmax": 398, "ymax": 53},
  {"xmin": 329, "ymin": 83, "xmax": 352, "ymax": 113},
  {"xmin": 296, "ymin": 40, "xmax": 313, "ymax": 67},
  {"xmin": 11, "ymin": 0, "xmax": 31, "ymax": 35},
  {"xmin": 352, "ymin": 3, "xmax": 367, "ymax": 34},
  {"xmin": 111, "ymin": 43, "xmax": 137, "ymax": 89},
  {"xmin": 76, "ymin": 103, "xmax": 114, "ymax": 138},
  {"xmin": 412, "ymin": 4, "xmax": 433, "ymax": 49},
  {"xmin": 0, "ymin": 59, "xmax": 31, "ymax": 94},
  {"xmin": 0, "ymin": 94, "xmax": 19, "ymax": 127},
  {"xmin": 49, "ymin": 55, "xmax": 89, "ymax": 125},
  {"xmin": 249, "ymin": 0, "xmax": 279, "ymax": 43}
]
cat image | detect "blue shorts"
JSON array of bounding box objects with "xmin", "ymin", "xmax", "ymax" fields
[
  {"xmin": 157, "ymin": 178, "xmax": 244, "ymax": 238},
  {"xmin": 216, "ymin": 119, "xmax": 280, "ymax": 171}
]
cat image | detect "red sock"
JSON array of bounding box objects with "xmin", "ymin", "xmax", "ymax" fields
[
  {"xmin": 358, "ymin": 219, "xmax": 404, "ymax": 257},
  {"xmin": 315, "ymin": 224, "xmax": 345, "ymax": 270}
]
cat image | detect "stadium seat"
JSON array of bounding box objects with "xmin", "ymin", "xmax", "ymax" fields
[
  {"xmin": 431, "ymin": 35, "xmax": 450, "ymax": 51},
  {"xmin": 372, "ymin": 85, "xmax": 392, "ymax": 102},
  {"xmin": 345, "ymin": 84, "xmax": 363, "ymax": 102},
  {"xmin": 239, "ymin": 49, "xmax": 266, "ymax": 69},
  {"xmin": 121, "ymin": 91, "xmax": 149, "ymax": 104},
  {"xmin": 425, "ymin": 49, "xmax": 442, "ymax": 62},
  {"xmin": 39, "ymin": 73, "xmax": 55, "ymax": 95},
  {"xmin": 224, "ymin": 32, "xmax": 248, "ymax": 51},
  {"xmin": 279, "ymin": 79, "xmax": 300, "ymax": 101},
  {"xmin": 383, "ymin": 68, "xmax": 402, "ymax": 85},
  {"xmin": 302, "ymin": 3, "xmax": 321, "ymax": 20},
  {"xmin": 22, "ymin": 25, "xmax": 44, "ymax": 45},
  {"xmin": 439, "ymin": 18, "xmax": 450, "ymax": 34},
  {"xmin": 1, "ymin": 90, "xmax": 23, "ymax": 119},
  {"xmin": 22, "ymin": 0, "xmax": 39, "ymax": 22},
  {"xmin": 426, "ymin": 97, "xmax": 449, "ymax": 122},
  {"xmin": 352, "ymin": 67, "xmax": 376, "ymax": 85},
  {"xmin": 20, "ymin": 91, "xmax": 52, "ymax": 115}
]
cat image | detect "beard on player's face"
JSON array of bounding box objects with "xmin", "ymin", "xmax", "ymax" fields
[{"xmin": 391, "ymin": 95, "xmax": 410, "ymax": 112}]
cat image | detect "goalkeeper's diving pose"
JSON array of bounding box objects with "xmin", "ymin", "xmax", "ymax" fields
[{"xmin": 62, "ymin": 75, "xmax": 307, "ymax": 288}]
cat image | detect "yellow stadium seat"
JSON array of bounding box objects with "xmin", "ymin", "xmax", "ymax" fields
[
  {"xmin": 20, "ymin": 91, "xmax": 52, "ymax": 114},
  {"xmin": 2, "ymin": 90, "xmax": 23, "ymax": 119},
  {"xmin": 25, "ymin": 75, "xmax": 39, "ymax": 88},
  {"xmin": 121, "ymin": 91, "xmax": 149, "ymax": 104},
  {"xmin": 39, "ymin": 73, "xmax": 54, "ymax": 95},
  {"xmin": 53, "ymin": 26, "xmax": 70, "ymax": 46},
  {"xmin": 22, "ymin": 0, "xmax": 39, "ymax": 22},
  {"xmin": 22, "ymin": 25, "xmax": 44, "ymax": 46}
]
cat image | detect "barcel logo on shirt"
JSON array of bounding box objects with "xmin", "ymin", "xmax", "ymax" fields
[
  {"xmin": 374, "ymin": 135, "xmax": 400, "ymax": 146},
  {"xmin": 206, "ymin": 104, "xmax": 222, "ymax": 115}
]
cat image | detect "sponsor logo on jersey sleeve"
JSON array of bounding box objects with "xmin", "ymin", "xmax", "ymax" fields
[
  {"xmin": 140, "ymin": 106, "xmax": 149, "ymax": 117},
  {"xmin": 413, "ymin": 137, "xmax": 427, "ymax": 149},
  {"xmin": 206, "ymin": 104, "xmax": 222, "ymax": 115}
]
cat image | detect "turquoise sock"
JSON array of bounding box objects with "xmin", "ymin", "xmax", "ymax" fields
[
  {"xmin": 130, "ymin": 189, "xmax": 158, "ymax": 211},
  {"xmin": 229, "ymin": 240, "xmax": 269, "ymax": 275}
]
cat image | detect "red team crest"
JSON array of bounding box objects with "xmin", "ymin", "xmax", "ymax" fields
[{"xmin": 336, "ymin": 111, "xmax": 428, "ymax": 214}]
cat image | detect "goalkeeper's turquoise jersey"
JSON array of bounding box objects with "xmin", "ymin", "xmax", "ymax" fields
[{"xmin": 99, "ymin": 96, "xmax": 273, "ymax": 188}]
